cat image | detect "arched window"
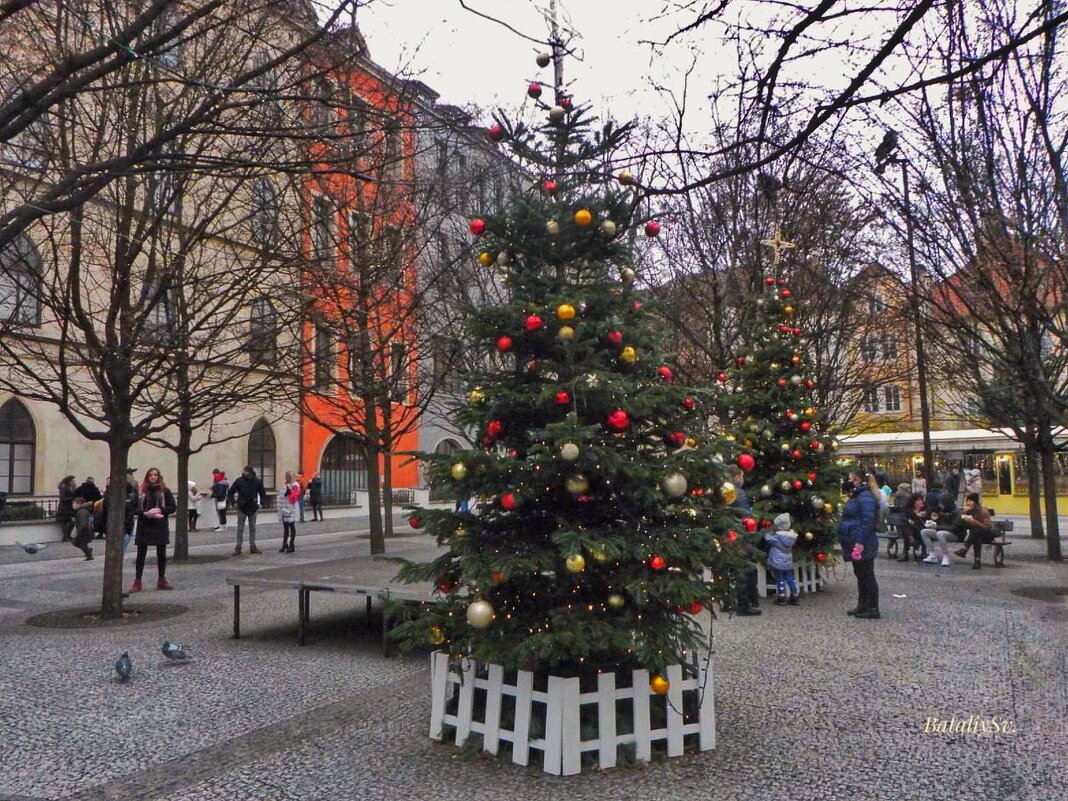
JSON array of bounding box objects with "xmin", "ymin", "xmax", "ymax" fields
[
  {"xmin": 0, "ymin": 235, "xmax": 42, "ymax": 326},
  {"xmin": 0, "ymin": 399, "xmax": 35, "ymax": 494},
  {"xmin": 429, "ymin": 438, "xmax": 463, "ymax": 502},
  {"xmin": 247, "ymin": 418, "xmax": 276, "ymax": 490},
  {"xmin": 321, "ymin": 434, "xmax": 368, "ymax": 505}
]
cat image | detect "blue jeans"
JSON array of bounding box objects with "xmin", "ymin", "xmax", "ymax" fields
[{"xmin": 773, "ymin": 568, "xmax": 798, "ymax": 597}]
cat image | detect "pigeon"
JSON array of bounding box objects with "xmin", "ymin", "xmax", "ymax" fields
[
  {"xmin": 16, "ymin": 541, "xmax": 46, "ymax": 554},
  {"xmin": 874, "ymin": 129, "xmax": 899, "ymax": 169},
  {"xmin": 162, "ymin": 640, "xmax": 191, "ymax": 661},
  {"xmin": 115, "ymin": 650, "xmax": 133, "ymax": 682}
]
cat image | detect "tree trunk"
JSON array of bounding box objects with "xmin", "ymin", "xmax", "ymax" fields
[
  {"xmin": 380, "ymin": 400, "xmax": 395, "ymax": 540},
  {"xmin": 172, "ymin": 438, "xmax": 191, "ymax": 561},
  {"xmin": 1039, "ymin": 445, "xmax": 1063, "ymax": 561},
  {"xmin": 1025, "ymin": 442, "xmax": 1045, "ymax": 539},
  {"xmin": 363, "ymin": 441, "xmax": 384, "ymax": 554},
  {"xmin": 101, "ymin": 444, "xmax": 131, "ymax": 618}
]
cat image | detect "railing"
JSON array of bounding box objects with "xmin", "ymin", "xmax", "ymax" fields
[{"xmin": 1, "ymin": 495, "xmax": 60, "ymax": 522}]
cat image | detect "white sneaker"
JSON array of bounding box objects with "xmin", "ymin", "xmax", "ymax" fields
[
  {"xmin": 940, "ymin": 555, "xmax": 950, "ymax": 567},
  {"xmin": 922, "ymin": 554, "xmax": 939, "ymax": 564}
]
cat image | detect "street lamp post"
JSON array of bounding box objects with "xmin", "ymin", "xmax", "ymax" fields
[{"xmin": 875, "ymin": 131, "xmax": 934, "ymax": 479}]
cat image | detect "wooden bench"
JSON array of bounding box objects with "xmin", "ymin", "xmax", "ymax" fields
[
  {"xmin": 878, "ymin": 514, "xmax": 907, "ymax": 559},
  {"xmin": 982, "ymin": 520, "xmax": 1013, "ymax": 567}
]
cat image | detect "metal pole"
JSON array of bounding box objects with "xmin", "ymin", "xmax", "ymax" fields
[{"xmin": 900, "ymin": 159, "xmax": 934, "ymax": 477}]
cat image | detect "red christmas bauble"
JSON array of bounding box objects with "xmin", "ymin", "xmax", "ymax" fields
[
  {"xmin": 814, "ymin": 552, "xmax": 827, "ymax": 564},
  {"xmin": 805, "ymin": 379, "xmax": 816, "ymax": 389},
  {"xmin": 633, "ymin": 301, "xmax": 643, "ymax": 311},
  {"xmin": 792, "ymin": 327, "xmax": 802, "ymax": 337},
  {"xmin": 658, "ymin": 366, "xmax": 674, "ymax": 383},
  {"xmin": 607, "ymin": 409, "xmax": 630, "ymax": 431},
  {"xmin": 807, "ymin": 472, "xmax": 817, "ymax": 482},
  {"xmin": 496, "ymin": 335, "xmax": 513, "ymax": 352},
  {"xmin": 776, "ymin": 378, "xmax": 788, "ymax": 388},
  {"xmin": 606, "ymin": 330, "xmax": 623, "ymax": 346},
  {"xmin": 791, "ymin": 449, "xmax": 802, "ymax": 459},
  {"xmin": 542, "ymin": 179, "xmax": 557, "ymax": 194},
  {"xmin": 649, "ymin": 555, "xmax": 666, "ymax": 571},
  {"xmin": 737, "ymin": 453, "xmax": 756, "ymax": 472},
  {"xmin": 727, "ymin": 530, "xmax": 738, "ymax": 542},
  {"xmin": 716, "ymin": 372, "xmax": 728, "ymax": 383},
  {"xmin": 554, "ymin": 391, "xmax": 570, "ymax": 406},
  {"xmin": 688, "ymin": 600, "xmax": 704, "ymax": 614},
  {"xmin": 765, "ymin": 276, "xmax": 775, "ymax": 286},
  {"xmin": 799, "ymin": 421, "xmax": 812, "ymax": 432},
  {"xmin": 778, "ymin": 324, "xmax": 790, "ymax": 333},
  {"xmin": 560, "ymin": 96, "xmax": 573, "ymax": 109},
  {"xmin": 437, "ymin": 578, "xmax": 456, "ymax": 593},
  {"xmin": 644, "ymin": 221, "xmax": 661, "ymax": 237},
  {"xmin": 486, "ymin": 419, "xmax": 504, "ymax": 437},
  {"xmin": 501, "ymin": 492, "xmax": 518, "ymax": 510},
  {"xmin": 486, "ymin": 124, "xmax": 504, "ymax": 142},
  {"xmin": 792, "ymin": 479, "xmax": 803, "ymax": 490},
  {"xmin": 742, "ymin": 517, "xmax": 757, "ymax": 533},
  {"xmin": 409, "ymin": 516, "xmax": 422, "ymax": 529},
  {"xmin": 491, "ymin": 570, "xmax": 504, "ymax": 584},
  {"xmin": 778, "ymin": 278, "xmax": 787, "ymax": 286},
  {"xmin": 782, "ymin": 289, "xmax": 792, "ymax": 298},
  {"xmin": 735, "ymin": 357, "xmax": 747, "ymax": 367},
  {"xmin": 525, "ymin": 314, "xmax": 543, "ymax": 331},
  {"xmin": 666, "ymin": 431, "xmax": 686, "ymax": 447},
  {"xmin": 470, "ymin": 218, "xmax": 486, "ymax": 236},
  {"xmin": 683, "ymin": 397, "xmax": 695, "ymax": 410},
  {"xmin": 527, "ymin": 82, "xmax": 543, "ymax": 99},
  {"xmin": 810, "ymin": 439, "xmax": 821, "ymax": 449}
]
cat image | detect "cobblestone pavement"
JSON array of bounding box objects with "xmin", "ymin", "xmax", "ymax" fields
[{"xmin": 1, "ymin": 522, "xmax": 1067, "ymax": 801}]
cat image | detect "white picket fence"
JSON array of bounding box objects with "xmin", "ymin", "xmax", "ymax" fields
[
  {"xmin": 757, "ymin": 561, "xmax": 825, "ymax": 596},
  {"xmin": 429, "ymin": 650, "xmax": 716, "ymax": 775}
]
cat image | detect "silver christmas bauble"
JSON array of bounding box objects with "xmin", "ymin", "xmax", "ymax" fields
[
  {"xmin": 661, "ymin": 472, "xmax": 688, "ymax": 498},
  {"xmin": 549, "ymin": 105, "xmax": 566, "ymax": 123},
  {"xmin": 560, "ymin": 442, "xmax": 580, "ymax": 462},
  {"xmin": 780, "ymin": 480, "xmax": 792, "ymax": 492},
  {"xmin": 466, "ymin": 600, "xmax": 494, "ymax": 629},
  {"xmin": 811, "ymin": 496, "xmax": 824, "ymax": 510},
  {"xmin": 760, "ymin": 484, "xmax": 772, "ymax": 497},
  {"xmin": 536, "ymin": 52, "xmax": 552, "ymax": 67},
  {"xmin": 790, "ymin": 375, "xmax": 803, "ymax": 385},
  {"xmin": 601, "ymin": 219, "xmax": 617, "ymax": 237}
]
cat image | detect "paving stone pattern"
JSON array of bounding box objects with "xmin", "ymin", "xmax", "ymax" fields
[{"xmin": 1, "ymin": 521, "xmax": 1066, "ymax": 800}]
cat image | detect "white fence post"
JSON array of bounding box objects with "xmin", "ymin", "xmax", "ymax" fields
[
  {"xmin": 483, "ymin": 664, "xmax": 504, "ymax": 754},
  {"xmin": 632, "ymin": 669, "xmax": 652, "ymax": 763},
  {"xmin": 596, "ymin": 672, "xmax": 617, "ymax": 769},
  {"xmin": 512, "ymin": 669, "xmax": 533, "ymax": 766},
  {"xmin": 699, "ymin": 658, "xmax": 716, "ymax": 751},
  {"xmin": 665, "ymin": 664, "xmax": 685, "ymax": 757},
  {"xmin": 454, "ymin": 658, "xmax": 475, "ymax": 746},
  {"xmin": 429, "ymin": 651, "xmax": 450, "ymax": 740}
]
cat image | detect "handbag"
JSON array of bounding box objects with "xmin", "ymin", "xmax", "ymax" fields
[{"xmin": 216, "ymin": 500, "xmax": 227, "ymax": 511}]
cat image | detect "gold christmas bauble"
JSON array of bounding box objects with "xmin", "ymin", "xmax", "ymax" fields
[
  {"xmin": 450, "ymin": 462, "xmax": 468, "ymax": 480},
  {"xmin": 478, "ymin": 251, "xmax": 493, "ymax": 267},
  {"xmin": 661, "ymin": 471, "xmax": 688, "ymax": 498},
  {"xmin": 565, "ymin": 474, "xmax": 590, "ymax": 495},
  {"xmin": 468, "ymin": 387, "xmax": 485, "ymax": 406},
  {"xmin": 574, "ymin": 209, "xmax": 593, "ymax": 226},
  {"xmin": 620, "ymin": 267, "xmax": 636, "ymax": 284},
  {"xmin": 780, "ymin": 480, "xmax": 792, "ymax": 492},
  {"xmin": 725, "ymin": 434, "xmax": 736, "ymax": 441},
  {"xmin": 557, "ymin": 303, "xmax": 576, "ymax": 320},
  {"xmin": 428, "ymin": 626, "xmax": 446, "ymax": 645},
  {"xmin": 620, "ymin": 346, "xmax": 637, "ymax": 364},
  {"xmin": 804, "ymin": 407, "xmax": 816, "ymax": 416},
  {"xmin": 591, "ymin": 547, "xmax": 609, "ymax": 563},
  {"xmin": 770, "ymin": 361, "xmax": 781, "ymax": 370},
  {"xmin": 549, "ymin": 105, "xmax": 566, "ymax": 123},
  {"xmin": 565, "ymin": 553, "xmax": 586, "ymax": 573},
  {"xmin": 607, "ymin": 592, "xmax": 625, "ymax": 610},
  {"xmin": 560, "ymin": 442, "xmax": 580, "ymax": 462},
  {"xmin": 546, "ymin": 219, "xmax": 560, "ymax": 236},
  {"xmin": 558, "ymin": 325, "xmax": 575, "ymax": 341},
  {"xmin": 685, "ymin": 436, "xmax": 698, "ymax": 448},
  {"xmin": 804, "ymin": 531, "xmax": 814, "ymax": 541},
  {"xmin": 454, "ymin": 525, "xmax": 466, "ymax": 540},
  {"xmin": 823, "ymin": 503, "xmax": 834, "ymax": 514},
  {"xmin": 784, "ymin": 305, "xmax": 794, "ymax": 315},
  {"xmin": 720, "ymin": 482, "xmax": 737, "ymax": 505},
  {"xmin": 601, "ymin": 219, "xmax": 617, "ymax": 236},
  {"xmin": 536, "ymin": 51, "xmax": 552, "ymax": 67},
  {"xmin": 650, "ymin": 675, "xmax": 670, "ymax": 695},
  {"xmin": 466, "ymin": 600, "xmax": 494, "ymax": 629},
  {"xmin": 781, "ymin": 442, "xmax": 791, "ymax": 451},
  {"xmin": 617, "ymin": 169, "xmax": 635, "ymax": 185}
]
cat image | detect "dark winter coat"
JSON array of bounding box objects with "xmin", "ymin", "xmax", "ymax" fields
[
  {"xmin": 135, "ymin": 487, "xmax": 176, "ymax": 546},
  {"xmin": 227, "ymin": 473, "xmax": 267, "ymax": 514},
  {"xmin": 56, "ymin": 480, "xmax": 77, "ymax": 524},
  {"xmin": 211, "ymin": 479, "xmax": 230, "ymax": 505},
  {"xmin": 74, "ymin": 480, "xmax": 103, "ymax": 504},
  {"xmin": 308, "ymin": 477, "xmax": 323, "ymax": 504},
  {"xmin": 73, "ymin": 505, "xmax": 94, "ymax": 541},
  {"xmin": 94, "ymin": 486, "xmax": 138, "ymax": 536},
  {"xmin": 838, "ymin": 486, "xmax": 879, "ymax": 561}
]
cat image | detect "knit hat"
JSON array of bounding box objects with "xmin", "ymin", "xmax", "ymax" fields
[{"xmin": 773, "ymin": 512, "xmax": 791, "ymax": 531}]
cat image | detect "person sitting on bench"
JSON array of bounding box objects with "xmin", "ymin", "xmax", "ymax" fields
[
  {"xmin": 953, "ymin": 494, "xmax": 995, "ymax": 569},
  {"xmin": 900, "ymin": 492, "xmax": 928, "ymax": 562}
]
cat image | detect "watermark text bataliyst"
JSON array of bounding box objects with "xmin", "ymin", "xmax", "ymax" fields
[{"xmin": 923, "ymin": 715, "xmax": 1017, "ymax": 735}]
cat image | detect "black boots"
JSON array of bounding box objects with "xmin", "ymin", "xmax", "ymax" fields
[
  {"xmin": 972, "ymin": 558, "xmax": 981, "ymax": 570},
  {"xmin": 279, "ymin": 540, "xmax": 288, "ymax": 553},
  {"xmin": 855, "ymin": 607, "xmax": 881, "ymax": 619},
  {"xmin": 735, "ymin": 606, "xmax": 762, "ymax": 616}
]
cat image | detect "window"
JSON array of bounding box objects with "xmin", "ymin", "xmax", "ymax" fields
[
  {"xmin": 250, "ymin": 49, "xmax": 277, "ymax": 92},
  {"xmin": 475, "ymin": 177, "xmax": 487, "ymax": 214},
  {"xmin": 250, "ymin": 178, "xmax": 278, "ymax": 247},
  {"xmin": 861, "ymin": 388, "xmax": 880, "ymax": 413},
  {"xmin": 432, "ymin": 336, "xmax": 462, "ymax": 391},
  {"xmin": 435, "ymin": 140, "xmax": 448, "ymax": 177},
  {"xmin": 350, "ymin": 212, "xmax": 370, "ymax": 265},
  {"xmin": 0, "ymin": 235, "xmax": 42, "ymax": 326},
  {"xmin": 312, "ymin": 196, "xmax": 333, "ymax": 263},
  {"xmin": 375, "ymin": 224, "xmax": 403, "ymax": 285},
  {"xmin": 143, "ymin": 278, "xmax": 175, "ymax": 340},
  {"xmin": 860, "ymin": 336, "xmax": 879, "ymax": 362},
  {"xmin": 153, "ymin": 7, "xmax": 182, "ymax": 69},
  {"xmin": 0, "ymin": 399, "xmax": 34, "ymax": 494},
  {"xmin": 384, "ymin": 119, "xmax": 402, "ymax": 177},
  {"xmin": 435, "ymin": 233, "xmax": 450, "ymax": 267},
  {"xmin": 150, "ymin": 146, "xmax": 179, "ymax": 215},
  {"xmin": 390, "ymin": 341, "xmax": 411, "ymax": 401},
  {"xmin": 312, "ymin": 78, "xmax": 333, "ymax": 128},
  {"xmin": 247, "ymin": 419, "xmax": 276, "ymax": 490},
  {"xmin": 883, "ymin": 385, "xmax": 902, "ymax": 412},
  {"xmin": 349, "ymin": 99, "xmax": 370, "ymax": 150},
  {"xmin": 3, "ymin": 92, "xmax": 48, "ymax": 168},
  {"xmin": 248, "ymin": 299, "xmax": 277, "ymax": 365},
  {"xmin": 314, "ymin": 325, "xmax": 334, "ymax": 390},
  {"xmin": 456, "ymin": 153, "xmax": 468, "ymax": 211},
  {"xmin": 867, "ymin": 295, "xmax": 886, "ymax": 315},
  {"xmin": 881, "ymin": 333, "xmax": 898, "ymax": 361}
]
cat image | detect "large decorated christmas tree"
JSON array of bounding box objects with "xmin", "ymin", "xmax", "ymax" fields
[
  {"xmin": 715, "ymin": 237, "xmax": 841, "ymax": 566},
  {"xmin": 394, "ymin": 78, "xmax": 752, "ymax": 680}
]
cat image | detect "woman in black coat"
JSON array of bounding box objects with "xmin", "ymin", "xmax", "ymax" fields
[
  {"xmin": 56, "ymin": 475, "xmax": 77, "ymax": 541},
  {"xmin": 129, "ymin": 467, "xmax": 176, "ymax": 593}
]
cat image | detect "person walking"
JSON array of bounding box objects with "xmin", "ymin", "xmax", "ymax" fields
[
  {"xmin": 129, "ymin": 468, "xmax": 176, "ymax": 592},
  {"xmin": 295, "ymin": 473, "xmax": 306, "ymax": 523},
  {"xmin": 278, "ymin": 471, "xmax": 301, "ymax": 553},
  {"xmin": 307, "ymin": 472, "xmax": 324, "ymax": 521},
  {"xmin": 210, "ymin": 470, "xmax": 230, "ymax": 531},
  {"xmin": 839, "ymin": 469, "xmax": 881, "ymax": 619},
  {"xmin": 764, "ymin": 512, "xmax": 799, "ymax": 606},
  {"xmin": 729, "ymin": 465, "xmax": 762, "ymax": 617},
  {"xmin": 71, "ymin": 497, "xmax": 95, "ymax": 560},
  {"xmin": 56, "ymin": 475, "xmax": 77, "ymax": 541},
  {"xmin": 187, "ymin": 481, "xmax": 201, "ymax": 532},
  {"xmin": 227, "ymin": 465, "xmax": 267, "ymax": 556},
  {"xmin": 911, "ymin": 467, "xmax": 927, "ymax": 496}
]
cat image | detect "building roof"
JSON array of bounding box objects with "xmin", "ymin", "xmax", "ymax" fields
[{"xmin": 840, "ymin": 427, "xmax": 1066, "ymax": 453}]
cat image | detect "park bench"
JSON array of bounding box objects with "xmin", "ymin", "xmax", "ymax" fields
[{"xmin": 878, "ymin": 512, "xmax": 1012, "ymax": 566}]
